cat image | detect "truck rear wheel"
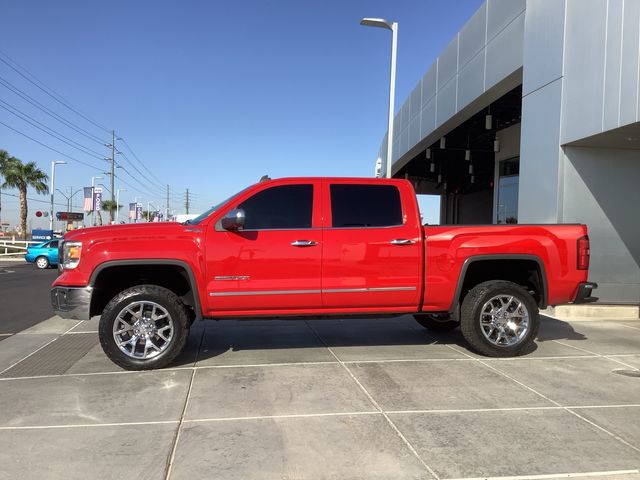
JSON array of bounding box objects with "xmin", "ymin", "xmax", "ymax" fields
[
  {"xmin": 98, "ymin": 285, "xmax": 189, "ymax": 371},
  {"xmin": 460, "ymin": 280, "xmax": 539, "ymax": 357}
]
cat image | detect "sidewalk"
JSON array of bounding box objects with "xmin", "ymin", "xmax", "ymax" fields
[{"xmin": 0, "ymin": 314, "xmax": 639, "ymax": 479}]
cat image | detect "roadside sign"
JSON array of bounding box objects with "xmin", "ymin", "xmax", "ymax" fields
[
  {"xmin": 32, "ymin": 229, "xmax": 54, "ymax": 241},
  {"xmin": 56, "ymin": 212, "xmax": 84, "ymax": 221}
]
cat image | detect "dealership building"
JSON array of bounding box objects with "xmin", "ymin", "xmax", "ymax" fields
[{"xmin": 376, "ymin": 0, "xmax": 640, "ymax": 304}]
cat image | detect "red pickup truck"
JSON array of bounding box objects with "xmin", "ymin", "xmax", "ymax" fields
[{"xmin": 51, "ymin": 177, "xmax": 597, "ymax": 370}]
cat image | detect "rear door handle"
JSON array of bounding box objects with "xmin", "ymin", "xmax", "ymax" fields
[
  {"xmin": 390, "ymin": 239, "xmax": 415, "ymax": 245},
  {"xmin": 291, "ymin": 240, "xmax": 318, "ymax": 247}
]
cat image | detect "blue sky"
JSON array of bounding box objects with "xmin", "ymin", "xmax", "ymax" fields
[{"xmin": 1, "ymin": 0, "xmax": 483, "ymax": 229}]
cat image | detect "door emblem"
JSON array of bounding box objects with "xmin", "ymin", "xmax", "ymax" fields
[{"xmin": 214, "ymin": 275, "xmax": 250, "ymax": 281}]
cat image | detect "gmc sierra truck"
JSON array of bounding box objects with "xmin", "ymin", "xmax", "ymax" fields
[{"xmin": 51, "ymin": 177, "xmax": 597, "ymax": 370}]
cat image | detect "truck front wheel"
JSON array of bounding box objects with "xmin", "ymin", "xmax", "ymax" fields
[
  {"xmin": 460, "ymin": 280, "xmax": 539, "ymax": 357},
  {"xmin": 98, "ymin": 285, "xmax": 190, "ymax": 370}
]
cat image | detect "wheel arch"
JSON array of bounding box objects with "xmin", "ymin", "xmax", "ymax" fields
[
  {"xmin": 88, "ymin": 259, "xmax": 202, "ymax": 320},
  {"xmin": 449, "ymin": 254, "xmax": 548, "ymax": 313}
]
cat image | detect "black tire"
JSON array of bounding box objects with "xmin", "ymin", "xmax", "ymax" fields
[
  {"xmin": 35, "ymin": 256, "xmax": 49, "ymax": 269},
  {"xmin": 99, "ymin": 284, "xmax": 190, "ymax": 371},
  {"xmin": 460, "ymin": 280, "xmax": 539, "ymax": 357},
  {"xmin": 413, "ymin": 313, "xmax": 460, "ymax": 332}
]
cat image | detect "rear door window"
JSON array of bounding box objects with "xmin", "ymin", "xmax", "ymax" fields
[{"xmin": 330, "ymin": 184, "xmax": 403, "ymax": 228}]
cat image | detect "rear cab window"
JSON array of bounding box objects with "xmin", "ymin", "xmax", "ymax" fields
[{"xmin": 329, "ymin": 184, "xmax": 403, "ymax": 228}]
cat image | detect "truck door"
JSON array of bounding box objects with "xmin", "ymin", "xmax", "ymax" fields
[
  {"xmin": 321, "ymin": 180, "xmax": 423, "ymax": 311},
  {"xmin": 205, "ymin": 181, "xmax": 322, "ymax": 314}
]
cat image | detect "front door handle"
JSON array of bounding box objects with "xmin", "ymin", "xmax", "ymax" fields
[
  {"xmin": 291, "ymin": 240, "xmax": 318, "ymax": 247},
  {"xmin": 390, "ymin": 239, "xmax": 415, "ymax": 245}
]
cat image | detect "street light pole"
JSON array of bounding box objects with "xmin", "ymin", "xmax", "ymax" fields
[
  {"xmin": 56, "ymin": 187, "xmax": 82, "ymax": 213},
  {"xmin": 147, "ymin": 201, "xmax": 157, "ymax": 222},
  {"xmin": 360, "ymin": 18, "xmax": 398, "ymax": 179},
  {"xmin": 116, "ymin": 188, "xmax": 126, "ymax": 223},
  {"xmin": 134, "ymin": 196, "xmax": 142, "ymax": 224},
  {"xmin": 50, "ymin": 161, "xmax": 66, "ymax": 230},
  {"xmin": 90, "ymin": 176, "xmax": 103, "ymax": 227}
]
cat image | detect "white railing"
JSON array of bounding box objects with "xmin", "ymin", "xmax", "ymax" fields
[{"xmin": 0, "ymin": 239, "xmax": 40, "ymax": 256}]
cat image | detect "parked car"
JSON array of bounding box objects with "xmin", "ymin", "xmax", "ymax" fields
[
  {"xmin": 25, "ymin": 240, "xmax": 59, "ymax": 269},
  {"xmin": 51, "ymin": 177, "xmax": 597, "ymax": 370}
]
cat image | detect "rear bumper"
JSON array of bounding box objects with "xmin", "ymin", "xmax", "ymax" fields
[
  {"xmin": 573, "ymin": 282, "xmax": 598, "ymax": 304},
  {"xmin": 51, "ymin": 286, "xmax": 92, "ymax": 320}
]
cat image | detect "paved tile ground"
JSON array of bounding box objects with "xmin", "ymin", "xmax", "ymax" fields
[{"xmin": 0, "ymin": 314, "xmax": 639, "ymax": 480}]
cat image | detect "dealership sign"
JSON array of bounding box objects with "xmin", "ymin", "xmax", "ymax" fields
[
  {"xmin": 56, "ymin": 212, "xmax": 84, "ymax": 221},
  {"xmin": 32, "ymin": 229, "xmax": 54, "ymax": 241}
]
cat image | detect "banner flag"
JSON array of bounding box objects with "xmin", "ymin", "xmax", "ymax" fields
[
  {"xmin": 128, "ymin": 203, "xmax": 136, "ymax": 220},
  {"xmin": 135, "ymin": 203, "xmax": 143, "ymax": 220},
  {"xmin": 94, "ymin": 187, "xmax": 103, "ymax": 212},
  {"xmin": 83, "ymin": 187, "xmax": 94, "ymax": 212}
]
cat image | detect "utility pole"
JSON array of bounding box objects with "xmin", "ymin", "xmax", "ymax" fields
[
  {"xmin": 50, "ymin": 161, "xmax": 66, "ymax": 230},
  {"xmin": 110, "ymin": 131, "xmax": 116, "ymax": 222},
  {"xmin": 166, "ymin": 185, "xmax": 170, "ymax": 221},
  {"xmin": 116, "ymin": 188, "xmax": 126, "ymax": 223},
  {"xmin": 185, "ymin": 188, "xmax": 190, "ymax": 214}
]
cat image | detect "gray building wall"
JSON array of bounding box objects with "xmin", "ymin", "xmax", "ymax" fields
[
  {"xmin": 380, "ymin": 0, "xmax": 640, "ymax": 303},
  {"xmin": 562, "ymin": 147, "xmax": 640, "ymax": 302},
  {"xmin": 519, "ymin": 0, "xmax": 640, "ymax": 303},
  {"xmin": 379, "ymin": 0, "xmax": 526, "ymax": 175}
]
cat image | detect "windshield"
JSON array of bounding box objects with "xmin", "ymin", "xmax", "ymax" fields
[{"xmin": 183, "ymin": 187, "xmax": 250, "ymax": 225}]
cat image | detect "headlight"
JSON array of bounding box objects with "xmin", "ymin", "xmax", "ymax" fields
[{"xmin": 62, "ymin": 241, "xmax": 82, "ymax": 270}]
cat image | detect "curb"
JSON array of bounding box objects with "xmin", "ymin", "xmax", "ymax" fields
[{"xmin": 543, "ymin": 305, "xmax": 640, "ymax": 321}]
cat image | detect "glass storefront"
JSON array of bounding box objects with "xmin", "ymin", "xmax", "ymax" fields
[{"xmin": 496, "ymin": 157, "xmax": 519, "ymax": 224}]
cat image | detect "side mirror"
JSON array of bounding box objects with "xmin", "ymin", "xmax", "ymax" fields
[{"xmin": 221, "ymin": 209, "xmax": 245, "ymax": 231}]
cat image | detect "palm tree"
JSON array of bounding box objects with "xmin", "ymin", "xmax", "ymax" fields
[
  {"xmin": 101, "ymin": 200, "xmax": 120, "ymax": 224},
  {"xmin": 0, "ymin": 158, "xmax": 48, "ymax": 239},
  {"xmin": 0, "ymin": 150, "xmax": 9, "ymax": 227}
]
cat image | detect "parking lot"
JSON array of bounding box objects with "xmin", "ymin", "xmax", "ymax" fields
[{"xmin": 0, "ymin": 307, "xmax": 638, "ymax": 480}]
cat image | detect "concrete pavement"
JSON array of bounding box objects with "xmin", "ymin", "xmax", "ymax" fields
[
  {"xmin": 0, "ymin": 314, "xmax": 638, "ymax": 479},
  {"xmin": 0, "ymin": 262, "xmax": 58, "ymax": 335}
]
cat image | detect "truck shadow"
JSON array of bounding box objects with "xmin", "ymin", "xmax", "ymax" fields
[{"xmin": 172, "ymin": 314, "xmax": 588, "ymax": 366}]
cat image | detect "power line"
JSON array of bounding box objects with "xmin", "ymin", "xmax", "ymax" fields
[
  {"xmin": 118, "ymin": 151, "xmax": 165, "ymax": 190},
  {"xmin": 114, "ymin": 172, "xmax": 165, "ymax": 202},
  {"xmin": 2, "ymin": 190, "xmax": 67, "ymax": 208},
  {"xmin": 0, "ymin": 99, "xmax": 107, "ymax": 160},
  {"xmin": 0, "ymin": 49, "xmax": 112, "ymax": 134},
  {"xmin": 0, "ymin": 52, "xmax": 173, "ymax": 203},
  {"xmin": 0, "ymin": 120, "xmax": 104, "ymax": 172},
  {"xmin": 117, "ymin": 165, "xmax": 165, "ymax": 198},
  {"xmin": 0, "ymin": 74, "xmax": 108, "ymax": 145},
  {"xmin": 119, "ymin": 137, "xmax": 166, "ymax": 186}
]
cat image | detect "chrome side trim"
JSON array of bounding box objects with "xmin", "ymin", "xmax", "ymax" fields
[
  {"xmin": 210, "ymin": 289, "xmax": 321, "ymax": 297},
  {"xmin": 323, "ymin": 287, "xmax": 416, "ymax": 293},
  {"xmin": 214, "ymin": 276, "xmax": 250, "ymax": 281},
  {"xmin": 209, "ymin": 286, "xmax": 416, "ymax": 297}
]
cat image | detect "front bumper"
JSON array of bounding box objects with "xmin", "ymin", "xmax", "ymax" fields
[
  {"xmin": 51, "ymin": 286, "xmax": 92, "ymax": 320},
  {"xmin": 574, "ymin": 282, "xmax": 599, "ymax": 304}
]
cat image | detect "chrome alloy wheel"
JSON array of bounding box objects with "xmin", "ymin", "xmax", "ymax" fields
[
  {"xmin": 479, "ymin": 295, "xmax": 529, "ymax": 347},
  {"xmin": 113, "ymin": 301, "xmax": 174, "ymax": 359}
]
